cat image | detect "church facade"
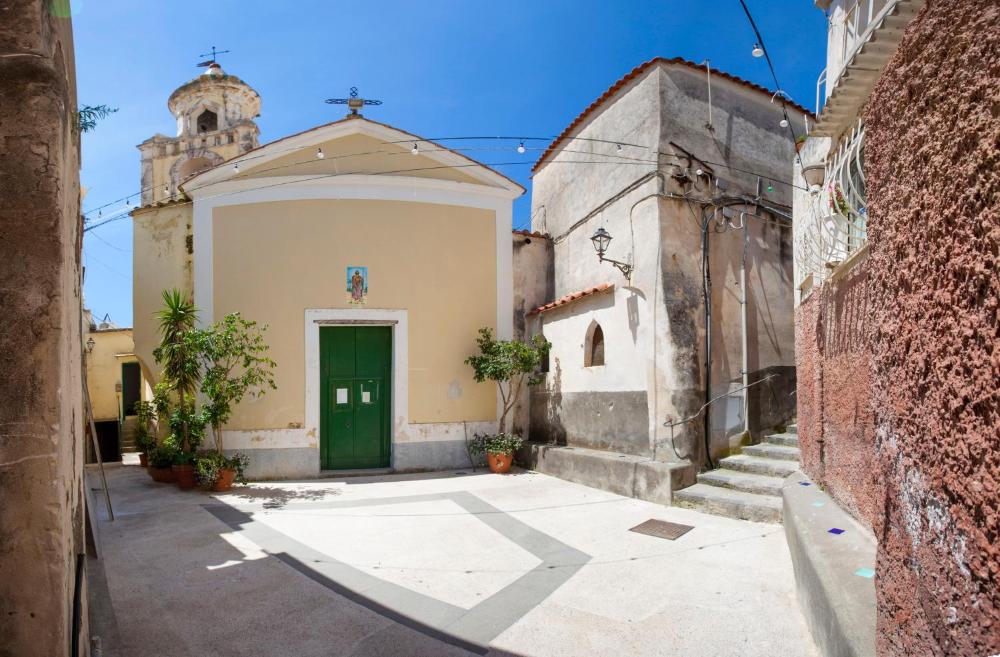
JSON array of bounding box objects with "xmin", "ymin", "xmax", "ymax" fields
[{"xmin": 132, "ymin": 65, "xmax": 522, "ymax": 478}]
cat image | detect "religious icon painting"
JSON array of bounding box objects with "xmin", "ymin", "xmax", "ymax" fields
[{"xmin": 346, "ymin": 266, "xmax": 368, "ymax": 305}]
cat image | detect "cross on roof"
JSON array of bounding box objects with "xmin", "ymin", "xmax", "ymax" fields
[
  {"xmin": 196, "ymin": 46, "xmax": 231, "ymax": 67},
  {"xmin": 325, "ymin": 87, "xmax": 383, "ymax": 117}
]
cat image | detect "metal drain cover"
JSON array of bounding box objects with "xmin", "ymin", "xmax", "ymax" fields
[{"xmin": 629, "ymin": 519, "xmax": 694, "ymax": 540}]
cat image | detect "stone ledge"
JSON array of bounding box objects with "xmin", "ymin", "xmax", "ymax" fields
[
  {"xmin": 783, "ymin": 471, "xmax": 876, "ymax": 657},
  {"xmin": 518, "ymin": 441, "xmax": 695, "ymax": 505}
]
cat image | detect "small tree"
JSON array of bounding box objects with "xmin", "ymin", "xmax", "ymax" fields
[
  {"xmin": 198, "ymin": 312, "xmax": 277, "ymax": 454},
  {"xmin": 153, "ymin": 289, "xmax": 200, "ymax": 453},
  {"xmin": 465, "ymin": 328, "xmax": 550, "ymax": 435}
]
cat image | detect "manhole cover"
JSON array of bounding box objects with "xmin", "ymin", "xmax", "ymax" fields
[{"xmin": 629, "ymin": 519, "xmax": 694, "ymax": 540}]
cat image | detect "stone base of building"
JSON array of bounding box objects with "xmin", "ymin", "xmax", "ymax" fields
[{"xmin": 517, "ymin": 441, "xmax": 695, "ymax": 505}]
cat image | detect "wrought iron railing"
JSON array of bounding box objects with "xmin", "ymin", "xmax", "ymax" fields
[{"xmin": 815, "ymin": 0, "xmax": 895, "ymax": 113}]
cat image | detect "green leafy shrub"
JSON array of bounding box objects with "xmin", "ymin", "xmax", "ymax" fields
[
  {"xmin": 134, "ymin": 400, "xmax": 157, "ymax": 453},
  {"xmin": 465, "ymin": 328, "xmax": 550, "ymax": 434},
  {"xmin": 148, "ymin": 443, "xmax": 177, "ymax": 469},
  {"xmin": 468, "ymin": 433, "xmax": 524, "ymax": 457},
  {"xmin": 195, "ymin": 451, "xmax": 249, "ymax": 487}
]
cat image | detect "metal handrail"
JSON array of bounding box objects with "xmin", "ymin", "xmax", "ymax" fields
[{"xmin": 658, "ymin": 374, "xmax": 778, "ymax": 466}]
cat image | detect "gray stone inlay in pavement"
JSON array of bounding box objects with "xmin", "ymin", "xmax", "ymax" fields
[{"xmin": 204, "ymin": 490, "xmax": 591, "ymax": 654}]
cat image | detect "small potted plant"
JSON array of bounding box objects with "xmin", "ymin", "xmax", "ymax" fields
[
  {"xmin": 469, "ymin": 433, "xmax": 524, "ymax": 474},
  {"xmin": 795, "ymin": 135, "xmax": 807, "ymax": 153},
  {"xmin": 147, "ymin": 443, "xmax": 177, "ymax": 483},
  {"xmin": 196, "ymin": 451, "xmax": 249, "ymax": 492},
  {"xmin": 465, "ymin": 327, "xmax": 550, "ymax": 474}
]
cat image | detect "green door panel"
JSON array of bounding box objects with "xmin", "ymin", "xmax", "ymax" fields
[{"xmin": 319, "ymin": 326, "xmax": 391, "ymax": 470}]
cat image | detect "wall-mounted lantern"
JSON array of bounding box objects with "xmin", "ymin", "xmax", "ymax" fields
[
  {"xmin": 590, "ymin": 227, "xmax": 633, "ymax": 281},
  {"xmin": 85, "ymin": 337, "xmax": 95, "ymax": 353}
]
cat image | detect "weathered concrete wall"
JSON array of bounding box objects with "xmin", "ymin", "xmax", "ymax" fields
[
  {"xmin": 864, "ymin": 2, "xmax": 1000, "ymax": 654},
  {"xmin": 131, "ymin": 200, "xmax": 193, "ymax": 387},
  {"xmin": 511, "ymin": 231, "xmax": 553, "ymax": 438},
  {"xmin": 529, "ymin": 60, "xmax": 796, "ymax": 465},
  {"xmin": 0, "ymin": 2, "xmax": 86, "ymax": 655}
]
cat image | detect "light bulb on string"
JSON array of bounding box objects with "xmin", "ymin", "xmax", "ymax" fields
[
  {"xmin": 752, "ymin": 44, "xmax": 764, "ymax": 58},
  {"xmin": 616, "ymin": 143, "xmax": 623, "ymax": 153},
  {"xmin": 233, "ymin": 162, "xmax": 240, "ymax": 173},
  {"xmin": 779, "ymin": 118, "xmax": 789, "ymax": 128},
  {"xmin": 317, "ymin": 148, "xmax": 324, "ymax": 159},
  {"xmin": 411, "ymin": 142, "xmax": 419, "ymax": 155},
  {"xmin": 517, "ymin": 141, "xmax": 526, "ymax": 154}
]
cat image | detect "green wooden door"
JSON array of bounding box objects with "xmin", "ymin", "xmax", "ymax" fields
[{"xmin": 320, "ymin": 326, "xmax": 391, "ymax": 470}]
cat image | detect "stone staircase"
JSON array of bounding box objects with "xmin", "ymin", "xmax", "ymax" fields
[
  {"xmin": 119, "ymin": 416, "xmax": 139, "ymax": 454},
  {"xmin": 673, "ymin": 423, "xmax": 800, "ymax": 523}
]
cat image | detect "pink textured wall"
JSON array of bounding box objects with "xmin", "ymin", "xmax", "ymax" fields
[
  {"xmin": 797, "ymin": 2, "xmax": 999, "ymax": 655},
  {"xmin": 864, "ymin": 1, "xmax": 1000, "ymax": 654},
  {"xmin": 794, "ymin": 263, "xmax": 880, "ymax": 528}
]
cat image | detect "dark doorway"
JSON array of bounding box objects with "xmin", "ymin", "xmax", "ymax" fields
[{"xmin": 121, "ymin": 362, "xmax": 141, "ymax": 416}]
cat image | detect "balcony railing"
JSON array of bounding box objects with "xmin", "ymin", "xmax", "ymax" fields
[{"xmin": 795, "ymin": 121, "xmax": 867, "ymax": 287}]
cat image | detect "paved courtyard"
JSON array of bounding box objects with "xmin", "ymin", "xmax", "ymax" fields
[{"xmin": 90, "ymin": 463, "xmax": 818, "ymax": 657}]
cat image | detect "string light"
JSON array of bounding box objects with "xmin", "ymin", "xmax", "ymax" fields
[
  {"xmin": 316, "ymin": 147, "xmax": 324, "ymax": 159},
  {"xmin": 233, "ymin": 162, "xmax": 239, "ymax": 173},
  {"xmin": 411, "ymin": 142, "xmax": 419, "ymax": 155},
  {"xmin": 616, "ymin": 143, "xmax": 623, "ymax": 153},
  {"xmin": 779, "ymin": 118, "xmax": 789, "ymax": 128},
  {"xmin": 751, "ymin": 44, "xmax": 764, "ymax": 58},
  {"xmin": 517, "ymin": 141, "xmax": 526, "ymax": 154}
]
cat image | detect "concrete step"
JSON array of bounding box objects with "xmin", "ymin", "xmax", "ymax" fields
[
  {"xmin": 696, "ymin": 469, "xmax": 786, "ymax": 497},
  {"xmin": 786, "ymin": 423, "xmax": 797, "ymax": 434},
  {"xmin": 674, "ymin": 484, "xmax": 782, "ymax": 523},
  {"xmin": 717, "ymin": 454, "xmax": 798, "ymax": 478},
  {"xmin": 764, "ymin": 432, "xmax": 799, "ymax": 447},
  {"xmin": 520, "ymin": 442, "xmax": 695, "ymax": 506},
  {"xmin": 742, "ymin": 443, "xmax": 801, "ymax": 462}
]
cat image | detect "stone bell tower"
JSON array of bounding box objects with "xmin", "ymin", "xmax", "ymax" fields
[{"xmin": 137, "ymin": 62, "xmax": 260, "ymax": 205}]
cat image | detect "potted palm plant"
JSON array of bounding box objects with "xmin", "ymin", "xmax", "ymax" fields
[{"xmin": 465, "ymin": 328, "xmax": 550, "ymax": 473}]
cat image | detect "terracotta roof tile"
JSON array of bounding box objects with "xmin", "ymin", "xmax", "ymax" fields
[
  {"xmin": 512, "ymin": 229, "xmax": 551, "ymax": 239},
  {"xmin": 533, "ymin": 56, "xmax": 814, "ymax": 173},
  {"xmin": 528, "ymin": 283, "xmax": 614, "ymax": 315}
]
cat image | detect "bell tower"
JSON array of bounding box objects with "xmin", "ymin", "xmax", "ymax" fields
[{"xmin": 137, "ymin": 62, "xmax": 260, "ymax": 205}]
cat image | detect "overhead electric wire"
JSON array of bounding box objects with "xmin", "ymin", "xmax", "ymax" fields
[{"xmin": 82, "ymin": 127, "xmax": 809, "ymax": 226}]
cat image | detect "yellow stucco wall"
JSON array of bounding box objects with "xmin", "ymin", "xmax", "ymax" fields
[
  {"xmin": 238, "ymin": 133, "xmax": 487, "ymax": 186},
  {"xmin": 212, "ymin": 198, "xmax": 498, "ymax": 429},
  {"xmin": 85, "ymin": 329, "xmax": 136, "ymax": 421},
  {"xmin": 131, "ymin": 202, "xmax": 193, "ymax": 385}
]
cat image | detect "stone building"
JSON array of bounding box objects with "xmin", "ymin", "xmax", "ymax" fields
[
  {"xmin": 792, "ymin": 0, "xmax": 999, "ymax": 655},
  {"xmin": 0, "ymin": 2, "xmax": 88, "ymax": 655},
  {"xmin": 517, "ymin": 58, "xmax": 803, "ymax": 508},
  {"xmin": 132, "ymin": 67, "xmax": 524, "ymax": 479}
]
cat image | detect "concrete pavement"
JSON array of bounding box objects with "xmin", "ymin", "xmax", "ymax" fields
[{"xmin": 90, "ymin": 464, "xmax": 818, "ymax": 657}]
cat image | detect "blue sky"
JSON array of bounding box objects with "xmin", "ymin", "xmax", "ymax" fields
[{"xmin": 76, "ymin": 0, "xmax": 827, "ymax": 326}]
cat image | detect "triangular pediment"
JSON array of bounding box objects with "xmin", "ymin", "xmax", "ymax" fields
[{"xmin": 181, "ymin": 117, "xmax": 523, "ymax": 196}]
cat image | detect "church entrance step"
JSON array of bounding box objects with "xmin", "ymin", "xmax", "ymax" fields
[
  {"xmin": 696, "ymin": 469, "xmax": 786, "ymax": 497},
  {"xmin": 716, "ymin": 454, "xmax": 798, "ymax": 478},
  {"xmin": 764, "ymin": 432, "xmax": 800, "ymax": 447}
]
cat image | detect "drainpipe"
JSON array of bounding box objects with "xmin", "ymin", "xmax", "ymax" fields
[
  {"xmin": 701, "ymin": 213, "xmax": 714, "ymax": 469},
  {"xmin": 740, "ymin": 212, "xmax": 750, "ymax": 434}
]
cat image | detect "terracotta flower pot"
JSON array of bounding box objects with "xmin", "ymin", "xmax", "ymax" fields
[
  {"xmin": 172, "ymin": 463, "xmax": 197, "ymax": 490},
  {"xmin": 139, "ymin": 453, "xmax": 149, "ymax": 468},
  {"xmin": 148, "ymin": 466, "xmax": 175, "ymax": 483},
  {"xmin": 487, "ymin": 452, "xmax": 513, "ymax": 474},
  {"xmin": 212, "ymin": 468, "xmax": 236, "ymax": 492}
]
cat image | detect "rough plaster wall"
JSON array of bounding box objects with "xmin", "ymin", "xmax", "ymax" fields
[
  {"xmin": 511, "ymin": 234, "xmax": 553, "ymax": 438},
  {"xmin": 794, "ymin": 262, "xmax": 880, "ymax": 526},
  {"xmin": 864, "ymin": 2, "xmax": 1000, "ymax": 655},
  {"xmin": 0, "ymin": 2, "xmax": 85, "ymax": 655}
]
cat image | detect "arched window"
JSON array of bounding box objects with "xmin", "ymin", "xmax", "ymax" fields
[
  {"xmin": 196, "ymin": 109, "xmax": 218, "ymax": 133},
  {"xmin": 584, "ymin": 322, "xmax": 605, "ymax": 367}
]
